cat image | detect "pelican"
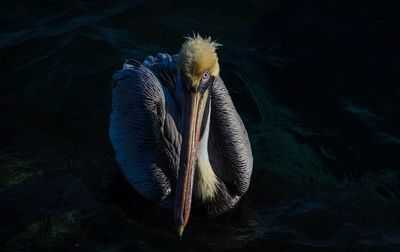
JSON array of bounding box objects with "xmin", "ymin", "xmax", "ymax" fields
[{"xmin": 109, "ymin": 34, "xmax": 253, "ymax": 237}]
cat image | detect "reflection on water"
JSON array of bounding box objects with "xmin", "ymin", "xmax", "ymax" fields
[{"xmin": 1, "ymin": 0, "xmax": 400, "ymax": 250}]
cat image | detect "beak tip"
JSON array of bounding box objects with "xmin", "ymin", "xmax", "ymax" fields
[{"xmin": 177, "ymin": 224, "xmax": 185, "ymax": 238}]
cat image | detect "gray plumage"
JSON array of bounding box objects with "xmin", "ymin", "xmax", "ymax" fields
[{"xmin": 109, "ymin": 53, "xmax": 253, "ymax": 216}]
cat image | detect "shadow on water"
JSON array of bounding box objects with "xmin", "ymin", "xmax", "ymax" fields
[{"xmin": 1, "ymin": 0, "xmax": 400, "ymax": 250}]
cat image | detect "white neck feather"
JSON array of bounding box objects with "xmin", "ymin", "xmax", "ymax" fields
[{"xmin": 196, "ymin": 103, "xmax": 219, "ymax": 201}]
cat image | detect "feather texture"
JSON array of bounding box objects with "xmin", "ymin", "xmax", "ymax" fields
[{"xmin": 110, "ymin": 64, "xmax": 177, "ymax": 203}]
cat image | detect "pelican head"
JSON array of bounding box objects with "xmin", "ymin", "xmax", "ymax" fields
[
  {"xmin": 179, "ymin": 34, "xmax": 220, "ymax": 82},
  {"xmin": 174, "ymin": 34, "xmax": 221, "ymax": 237}
]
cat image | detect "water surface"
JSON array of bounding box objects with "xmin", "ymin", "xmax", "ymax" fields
[{"xmin": 1, "ymin": 0, "xmax": 400, "ymax": 251}]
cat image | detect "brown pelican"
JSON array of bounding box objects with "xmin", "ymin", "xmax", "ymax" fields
[{"xmin": 109, "ymin": 34, "xmax": 253, "ymax": 237}]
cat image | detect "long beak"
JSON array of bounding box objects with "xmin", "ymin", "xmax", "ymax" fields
[{"xmin": 174, "ymin": 87, "xmax": 209, "ymax": 238}]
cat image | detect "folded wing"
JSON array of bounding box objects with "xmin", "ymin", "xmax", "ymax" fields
[
  {"xmin": 109, "ymin": 63, "xmax": 172, "ymax": 202},
  {"xmin": 207, "ymin": 77, "xmax": 253, "ymax": 215}
]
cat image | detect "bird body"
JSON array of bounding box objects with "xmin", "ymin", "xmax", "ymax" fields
[{"xmin": 109, "ymin": 35, "xmax": 253, "ymax": 237}]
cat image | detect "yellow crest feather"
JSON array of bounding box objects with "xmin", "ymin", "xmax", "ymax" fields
[{"xmin": 179, "ymin": 34, "xmax": 221, "ymax": 82}]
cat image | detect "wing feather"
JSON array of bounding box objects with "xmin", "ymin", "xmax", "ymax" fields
[
  {"xmin": 109, "ymin": 64, "xmax": 172, "ymax": 202},
  {"xmin": 209, "ymin": 77, "xmax": 253, "ymax": 198}
]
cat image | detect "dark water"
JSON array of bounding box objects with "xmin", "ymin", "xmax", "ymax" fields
[{"xmin": 1, "ymin": 0, "xmax": 400, "ymax": 250}]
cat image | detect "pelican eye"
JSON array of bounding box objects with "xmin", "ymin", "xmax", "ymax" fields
[
  {"xmin": 202, "ymin": 71, "xmax": 210, "ymax": 82},
  {"xmin": 200, "ymin": 71, "xmax": 211, "ymax": 92}
]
